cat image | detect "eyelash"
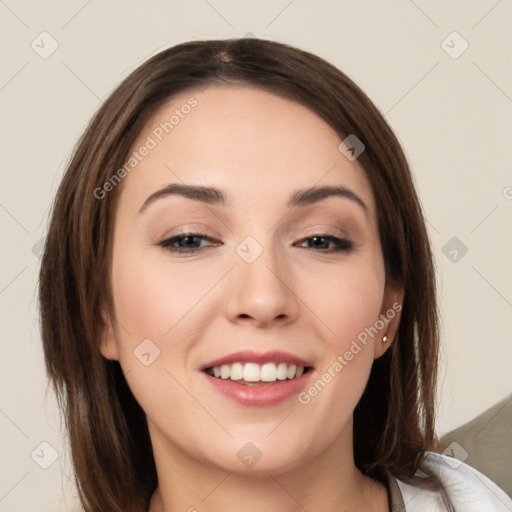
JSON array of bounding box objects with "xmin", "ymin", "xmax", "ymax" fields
[{"xmin": 158, "ymin": 232, "xmax": 354, "ymax": 255}]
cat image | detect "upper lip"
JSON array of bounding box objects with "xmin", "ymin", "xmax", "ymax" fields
[{"xmin": 199, "ymin": 350, "xmax": 314, "ymax": 371}]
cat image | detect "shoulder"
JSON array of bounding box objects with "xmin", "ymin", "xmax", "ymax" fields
[{"xmin": 395, "ymin": 451, "xmax": 512, "ymax": 511}]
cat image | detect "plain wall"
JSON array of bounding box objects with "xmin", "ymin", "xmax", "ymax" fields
[{"xmin": 1, "ymin": 1, "xmax": 511, "ymax": 510}]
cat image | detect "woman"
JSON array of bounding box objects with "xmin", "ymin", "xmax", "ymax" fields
[{"xmin": 38, "ymin": 38, "xmax": 512, "ymax": 511}]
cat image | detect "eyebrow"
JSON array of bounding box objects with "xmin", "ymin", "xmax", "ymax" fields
[{"xmin": 138, "ymin": 183, "xmax": 368, "ymax": 216}]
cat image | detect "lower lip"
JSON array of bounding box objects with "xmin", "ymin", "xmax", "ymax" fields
[{"xmin": 202, "ymin": 370, "xmax": 313, "ymax": 407}]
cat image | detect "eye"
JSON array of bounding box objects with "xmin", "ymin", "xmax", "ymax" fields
[
  {"xmin": 158, "ymin": 233, "xmax": 219, "ymax": 255},
  {"xmin": 295, "ymin": 234, "xmax": 354, "ymax": 253}
]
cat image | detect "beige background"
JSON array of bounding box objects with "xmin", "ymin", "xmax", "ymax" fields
[{"xmin": 1, "ymin": 1, "xmax": 511, "ymax": 510}]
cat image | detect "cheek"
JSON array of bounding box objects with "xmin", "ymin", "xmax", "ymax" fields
[
  {"xmin": 111, "ymin": 251, "xmax": 211, "ymax": 344},
  {"xmin": 297, "ymin": 260, "xmax": 384, "ymax": 410},
  {"xmin": 109, "ymin": 248, "xmax": 223, "ymax": 408},
  {"xmin": 301, "ymin": 258, "xmax": 384, "ymax": 345},
  {"xmin": 109, "ymin": 252, "xmax": 209, "ymax": 427}
]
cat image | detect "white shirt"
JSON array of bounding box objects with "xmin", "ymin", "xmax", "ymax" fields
[{"xmin": 387, "ymin": 451, "xmax": 512, "ymax": 511}]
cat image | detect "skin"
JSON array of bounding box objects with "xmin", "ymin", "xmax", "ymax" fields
[{"xmin": 100, "ymin": 85, "xmax": 403, "ymax": 512}]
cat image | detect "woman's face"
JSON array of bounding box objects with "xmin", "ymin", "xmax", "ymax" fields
[{"xmin": 101, "ymin": 85, "xmax": 402, "ymax": 474}]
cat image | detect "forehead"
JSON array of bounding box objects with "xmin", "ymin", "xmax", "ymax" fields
[{"xmin": 118, "ymin": 85, "xmax": 376, "ymax": 219}]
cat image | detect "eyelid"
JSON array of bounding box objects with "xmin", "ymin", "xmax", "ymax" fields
[
  {"xmin": 158, "ymin": 224, "xmax": 352, "ymax": 242},
  {"xmin": 297, "ymin": 222, "xmax": 353, "ymax": 239},
  {"xmin": 157, "ymin": 224, "xmax": 221, "ymax": 240}
]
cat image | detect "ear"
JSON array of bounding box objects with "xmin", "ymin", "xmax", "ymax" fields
[
  {"xmin": 99, "ymin": 307, "xmax": 120, "ymax": 361},
  {"xmin": 373, "ymin": 281, "xmax": 404, "ymax": 360}
]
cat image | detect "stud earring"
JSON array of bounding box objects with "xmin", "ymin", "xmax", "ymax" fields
[{"xmin": 382, "ymin": 335, "xmax": 389, "ymax": 343}]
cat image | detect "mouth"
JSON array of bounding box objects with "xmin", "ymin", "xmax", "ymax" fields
[
  {"xmin": 200, "ymin": 351, "xmax": 315, "ymax": 406},
  {"xmin": 204, "ymin": 362, "xmax": 313, "ymax": 385}
]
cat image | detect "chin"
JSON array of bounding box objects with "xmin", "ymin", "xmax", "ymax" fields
[{"xmin": 193, "ymin": 429, "xmax": 318, "ymax": 476}]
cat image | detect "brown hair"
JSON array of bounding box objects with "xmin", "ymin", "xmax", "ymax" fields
[{"xmin": 39, "ymin": 38, "xmax": 451, "ymax": 511}]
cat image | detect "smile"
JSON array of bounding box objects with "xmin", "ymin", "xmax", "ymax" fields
[{"xmin": 205, "ymin": 362, "xmax": 311, "ymax": 384}]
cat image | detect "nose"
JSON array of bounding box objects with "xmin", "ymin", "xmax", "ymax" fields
[{"xmin": 224, "ymin": 239, "xmax": 300, "ymax": 328}]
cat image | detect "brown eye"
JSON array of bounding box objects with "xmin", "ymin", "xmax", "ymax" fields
[
  {"xmin": 296, "ymin": 234, "xmax": 353, "ymax": 253},
  {"xmin": 158, "ymin": 233, "xmax": 219, "ymax": 255}
]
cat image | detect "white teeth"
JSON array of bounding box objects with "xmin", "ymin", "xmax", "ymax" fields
[
  {"xmin": 220, "ymin": 364, "xmax": 230, "ymax": 379},
  {"xmin": 207, "ymin": 362, "xmax": 307, "ymax": 382},
  {"xmin": 286, "ymin": 364, "xmax": 297, "ymax": 379},
  {"xmin": 243, "ymin": 362, "xmax": 260, "ymax": 382},
  {"xmin": 260, "ymin": 363, "xmax": 276, "ymax": 382},
  {"xmin": 276, "ymin": 362, "xmax": 288, "ymax": 380},
  {"xmin": 230, "ymin": 362, "xmax": 243, "ymax": 380}
]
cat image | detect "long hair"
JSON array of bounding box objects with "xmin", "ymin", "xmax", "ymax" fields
[{"xmin": 38, "ymin": 37, "xmax": 449, "ymax": 511}]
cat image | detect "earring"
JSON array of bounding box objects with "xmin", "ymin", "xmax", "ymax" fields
[{"xmin": 382, "ymin": 335, "xmax": 389, "ymax": 343}]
